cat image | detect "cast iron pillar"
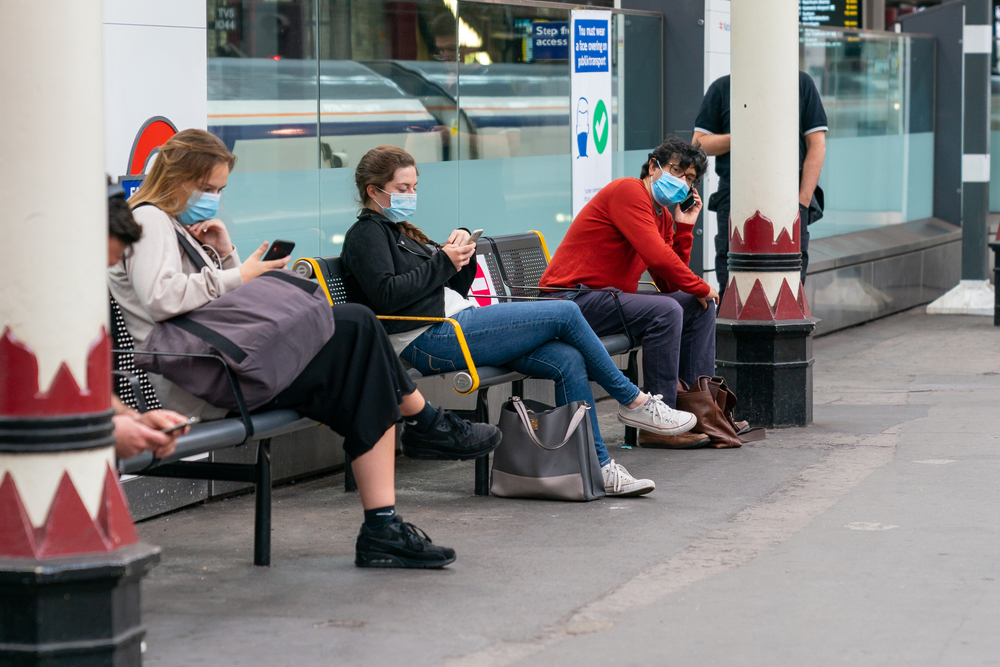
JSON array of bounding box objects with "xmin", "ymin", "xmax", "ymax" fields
[
  {"xmin": 715, "ymin": 0, "xmax": 816, "ymax": 427},
  {"xmin": 0, "ymin": 3, "xmax": 160, "ymax": 665}
]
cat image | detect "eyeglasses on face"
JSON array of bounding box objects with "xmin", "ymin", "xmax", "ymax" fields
[{"xmin": 664, "ymin": 160, "xmax": 700, "ymax": 187}]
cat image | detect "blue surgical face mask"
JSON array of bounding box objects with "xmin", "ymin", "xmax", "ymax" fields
[
  {"xmin": 176, "ymin": 191, "xmax": 221, "ymax": 226},
  {"xmin": 377, "ymin": 188, "xmax": 417, "ymax": 223},
  {"xmin": 650, "ymin": 160, "xmax": 689, "ymax": 207}
]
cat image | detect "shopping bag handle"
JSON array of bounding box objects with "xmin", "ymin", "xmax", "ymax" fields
[{"xmin": 510, "ymin": 397, "xmax": 590, "ymax": 451}]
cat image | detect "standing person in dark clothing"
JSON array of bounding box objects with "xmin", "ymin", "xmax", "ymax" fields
[{"xmin": 693, "ymin": 71, "xmax": 828, "ymax": 296}]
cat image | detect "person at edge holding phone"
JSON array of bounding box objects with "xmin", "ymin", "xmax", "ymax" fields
[
  {"xmin": 107, "ymin": 179, "xmax": 192, "ymax": 459},
  {"xmin": 693, "ymin": 71, "xmax": 828, "ymax": 297},
  {"xmin": 539, "ymin": 135, "xmax": 721, "ymax": 450}
]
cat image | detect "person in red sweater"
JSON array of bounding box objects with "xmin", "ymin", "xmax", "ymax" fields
[{"xmin": 540, "ymin": 136, "xmax": 719, "ymax": 448}]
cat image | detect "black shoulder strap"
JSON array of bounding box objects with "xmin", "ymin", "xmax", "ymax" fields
[
  {"xmin": 175, "ymin": 231, "xmax": 209, "ymax": 271},
  {"xmin": 259, "ymin": 270, "xmax": 319, "ymax": 295},
  {"xmin": 169, "ymin": 316, "xmax": 248, "ymax": 364}
]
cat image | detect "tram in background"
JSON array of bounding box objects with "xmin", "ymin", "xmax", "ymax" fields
[{"xmin": 208, "ymin": 57, "xmax": 581, "ymax": 173}]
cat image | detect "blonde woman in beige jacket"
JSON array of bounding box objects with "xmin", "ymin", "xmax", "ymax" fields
[{"xmin": 108, "ymin": 129, "xmax": 500, "ymax": 568}]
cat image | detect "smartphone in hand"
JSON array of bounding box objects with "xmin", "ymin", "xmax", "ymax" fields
[
  {"xmin": 679, "ymin": 190, "xmax": 698, "ymax": 214},
  {"xmin": 262, "ymin": 240, "xmax": 296, "ymax": 261},
  {"xmin": 467, "ymin": 229, "xmax": 484, "ymax": 245},
  {"xmin": 160, "ymin": 416, "xmax": 199, "ymax": 435}
]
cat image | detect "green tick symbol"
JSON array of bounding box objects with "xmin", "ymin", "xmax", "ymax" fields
[{"xmin": 593, "ymin": 99, "xmax": 609, "ymax": 154}]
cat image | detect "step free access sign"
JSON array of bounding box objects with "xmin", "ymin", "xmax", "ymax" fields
[{"xmin": 570, "ymin": 10, "xmax": 612, "ymax": 219}]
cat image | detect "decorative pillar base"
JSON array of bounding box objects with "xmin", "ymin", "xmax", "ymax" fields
[
  {"xmin": 0, "ymin": 543, "xmax": 160, "ymax": 667},
  {"xmin": 716, "ymin": 319, "xmax": 816, "ymax": 427}
]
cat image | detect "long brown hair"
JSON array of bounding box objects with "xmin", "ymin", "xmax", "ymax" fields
[
  {"xmin": 355, "ymin": 145, "xmax": 438, "ymax": 247},
  {"xmin": 129, "ymin": 129, "xmax": 237, "ymax": 216}
]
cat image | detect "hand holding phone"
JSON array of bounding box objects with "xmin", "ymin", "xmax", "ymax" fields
[
  {"xmin": 467, "ymin": 229, "xmax": 484, "ymax": 245},
  {"xmin": 160, "ymin": 416, "xmax": 199, "ymax": 435},
  {"xmin": 261, "ymin": 239, "xmax": 296, "ymax": 262}
]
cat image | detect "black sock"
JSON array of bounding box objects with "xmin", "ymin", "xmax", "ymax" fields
[
  {"xmin": 405, "ymin": 401, "xmax": 438, "ymax": 433},
  {"xmin": 364, "ymin": 505, "xmax": 396, "ymax": 529}
]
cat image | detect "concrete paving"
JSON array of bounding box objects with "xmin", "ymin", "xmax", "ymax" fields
[{"xmin": 137, "ymin": 309, "xmax": 1000, "ymax": 666}]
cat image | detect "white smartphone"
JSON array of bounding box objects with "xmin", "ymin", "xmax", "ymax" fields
[{"xmin": 467, "ymin": 229, "xmax": 484, "ymax": 245}]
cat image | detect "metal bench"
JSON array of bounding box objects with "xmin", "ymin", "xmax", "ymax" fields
[
  {"xmin": 294, "ymin": 229, "xmax": 646, "ymax": 482},
  {"xmin": 293, "ymin": 244, "xmax": 524, "ymax": 496},
  {"xmin": 480, "ymin": 232, "xmax": 644, "ymax": 447},
  {"xmin": 110, "ymin": 297, "xmax": 316, "ymax": 566}
]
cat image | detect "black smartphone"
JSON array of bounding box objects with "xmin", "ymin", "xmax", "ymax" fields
[
  {"xmin": 679, "ymin": 189, "xmax": 698, "ymax": 213},
  {"xmin": 261, "ymin": 239, "xmax": 295, "ymax": 261},
  {"xmin": 161, "ymin": 416, "xmax": 199, "ymax": 435}
]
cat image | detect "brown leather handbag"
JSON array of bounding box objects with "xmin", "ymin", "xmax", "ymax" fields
[{"xmin": 676, "ymin": 376, "xmax": 765, "ymax": 449}]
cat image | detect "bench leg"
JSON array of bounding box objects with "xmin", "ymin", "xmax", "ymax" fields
[
  {"xmin": 474, "ymin": 388, "xmax": 491, "ymax": 496},
  {"xmin": 344, "ymin": 456, "xmax": 358, "ymax": 493},
  {"xmin": 254, "ymin": 439, "xmax": 272, "ymax": 567},
  {"xmin": 511, "ymin": 379, "xmax": 524, "ymax": 398}
]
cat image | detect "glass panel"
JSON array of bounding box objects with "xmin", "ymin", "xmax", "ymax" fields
[
  {"xmin": 801, "ymin": 27, "xmax": 936, "ymax": 240},
  {"xmin": 315, "ymin": 0, "xmax": 461, "ymax": 255},
  {"xmin": 206, "ymin": 0, "xmax": 323, "ymax": 260},
  {"xmin": 453, "ymin": 1, "xmax": 572, "ymax": 246},
  {"xmin": 614, "ymin": 13, "xmax": 662, "ymax": 183},
  {"xmin": 206, "ymin": 0, "xmax": 660, "ymax": 258}
]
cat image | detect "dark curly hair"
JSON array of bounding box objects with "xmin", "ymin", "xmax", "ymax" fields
[{"xmin": 639, "ymin": 134, "xmax": 708, "ymax": 183}]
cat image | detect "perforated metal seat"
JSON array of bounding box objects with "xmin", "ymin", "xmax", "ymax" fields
[
  {"xmin": 120, "ymin": 409, "xmax": 314, "ymax": 474},
  {"xmin": 109, "ymin": 295, "xmax": 313, "ymax": 566}
]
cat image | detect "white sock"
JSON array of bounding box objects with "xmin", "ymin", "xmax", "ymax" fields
[{"xmin": 624, "ymin": 395, "xmax": 651, "ymax": 411}]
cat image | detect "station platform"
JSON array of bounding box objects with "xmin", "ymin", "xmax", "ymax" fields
[{"xmin": 136, "ymin": 307, "xmax": 1000, "ymax": 666}]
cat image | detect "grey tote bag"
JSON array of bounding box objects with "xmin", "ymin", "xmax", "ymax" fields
[
  {"xmin": 491, "ymin": 397, "xmax": 606, "ymax": 501},
  {"xmin": 135, "ymin": 269, "xmax": 335, "ymax": 411}
]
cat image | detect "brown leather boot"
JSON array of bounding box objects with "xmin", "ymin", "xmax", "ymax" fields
[{"xmin": 638, "ymin": 430, "xmax": 711, "ymax": 449}]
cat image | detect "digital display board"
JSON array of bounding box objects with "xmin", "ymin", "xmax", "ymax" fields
[{"xmin": 799, "ymin": 0, "xmax": 860, "ymax": 29}]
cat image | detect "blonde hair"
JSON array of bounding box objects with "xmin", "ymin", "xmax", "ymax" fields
[
  {"xmin": 129, "ymin": 129, "xmax": 237, "ymax": 216},
  {"xmin": 355, "ymin": 145, "xmax": 437, "ymax": 247}
]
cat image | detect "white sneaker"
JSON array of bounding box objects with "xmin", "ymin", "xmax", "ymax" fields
[
  {"xmin": 618, "ymin": 394, "xmax": 696, "ymax": 436},
  {"xmin": 602, "ymin": 459, "xmax": 655, "ymax": 497}
]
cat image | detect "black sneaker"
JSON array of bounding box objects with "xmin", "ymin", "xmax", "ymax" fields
[
  {"xmin": 401, "ymin": 408, "xmax": 501, "ymax": 460},
  {"xmin": 355, "ymin": 516, "xmax": 456, "ymax": 569}
]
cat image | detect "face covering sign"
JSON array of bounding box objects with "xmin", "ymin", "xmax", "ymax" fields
[{"xmin": 570, "ymin": 10, "xmax": 612, "ymax": 219}]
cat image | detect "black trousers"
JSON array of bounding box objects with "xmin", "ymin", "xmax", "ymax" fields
[
  {"xmin": 715, "ymin": 203, "xmax": 811, "ymax": 297},
  {"xmin": 266, "ymin": 304, "xmax": 417, "ymax": 460}
]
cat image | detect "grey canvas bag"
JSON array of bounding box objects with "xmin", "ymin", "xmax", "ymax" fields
[
  {"xmin": 134, "ymin": 231, "xmax": 334, "ymax": 411},
  {"xmin": 491, "ymin": 397, "xmax": 605, "ymax": 501}
]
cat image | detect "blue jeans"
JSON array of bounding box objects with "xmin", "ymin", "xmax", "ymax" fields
[{"xmin": 401, "ymin": 300, "xmax": 642, "ymax": 466}]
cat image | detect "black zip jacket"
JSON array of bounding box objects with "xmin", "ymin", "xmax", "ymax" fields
[{"xmin": 341, "ymin": 209, "xmax": 477, "ymax": 334}]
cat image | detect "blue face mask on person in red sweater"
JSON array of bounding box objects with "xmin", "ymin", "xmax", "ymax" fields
[{"xmin": 650, "ymin": 161, "xmax": 689, "ymax": 207}]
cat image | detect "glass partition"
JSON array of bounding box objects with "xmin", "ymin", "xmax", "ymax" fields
[
  {"xmin": 207, "ymin": 0, "xmax": 323, "ymax": 258},
  {"xmin": 801, "ymin": 27, "xmax": 935, "ymax": 240},
  {"xmin": 206, "ymin": 0, "xmax": 661, "ymax": 260},
  {"xmin": 453, "ymin": 2, "xmax": 571, "ymax": 246}
]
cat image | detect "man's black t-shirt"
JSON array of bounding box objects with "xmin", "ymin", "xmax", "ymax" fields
[{"xmin": 693, "ymin": 71, "xmax": 828, "ymax": 196}]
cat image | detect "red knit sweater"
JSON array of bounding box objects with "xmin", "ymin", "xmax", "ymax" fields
[{"xmin": 539, "ymin": 178, "xmax": 711, "ymax": 297}]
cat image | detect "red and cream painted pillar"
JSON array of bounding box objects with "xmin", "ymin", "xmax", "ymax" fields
[
  {"xmin": 0, "ymin": 2, "xmax": 158, "ymax": 665},
  {"xmin": 715, "ymin": 0, "xmax": 816, "ymax": 427}
]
